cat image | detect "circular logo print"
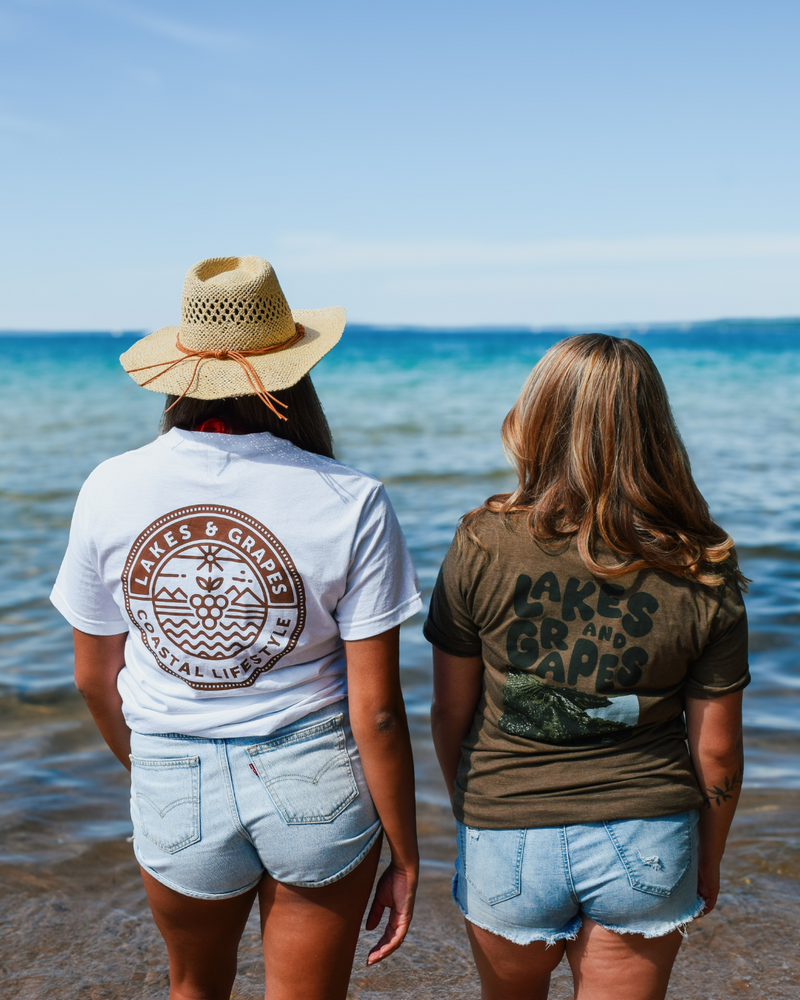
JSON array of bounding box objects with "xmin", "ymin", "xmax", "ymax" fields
[{"xmin": 122, "ymin": 505, "xmax": 305, "ymax": 690}]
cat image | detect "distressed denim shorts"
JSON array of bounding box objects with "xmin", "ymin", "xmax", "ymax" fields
[
  {"xmin": 129, "ymin": 702, "xmax": 381, "ymax": 900},
  {"xmin": 454, "ymin": 810, "xmax": 704, "ymax": 944}
]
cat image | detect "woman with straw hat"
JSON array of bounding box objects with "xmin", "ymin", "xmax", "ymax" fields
[
  {"xmin": 426, "ymin": 334, "xmax": 748, "ymax": 1000},
  {"xmin": 51, "ymin": 256, "xmax": 421, "ymax": 999}
]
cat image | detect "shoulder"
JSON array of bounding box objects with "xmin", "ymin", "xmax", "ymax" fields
[
  {"xmin": 457, "ymin": 507, "xmax": 517, "ymax": 547},
  {"xmin": 454, "ymin": 509, "xmax": 545, "ymax": 564},
  {"xmin": 442, "ymin": 510, "xmax": 526, "ymax": 588},
  {"xmin": 701, "ymin": 570, "xmax": 747, "ymax": 635},
  {"xmin": 302, "ymin": 451, "xmax": 384, "ymax": 493},
  {"xmin": 282, "ymin": 447, "xmax": 390, "ymax": 514},
  {"xmin": 629, "ymin": 561, "xmax": 746, "ymax": 647},
  {"xmin": 655, "ymin": 560, "xmax": 745, "ymax": 611},
  {"xmin": 78, "ymin": 437, "xmax": 164, "ymax": 499},
  {"xmin": 239, "ymin": 433, "xmax": 387, "ymax": 500}
]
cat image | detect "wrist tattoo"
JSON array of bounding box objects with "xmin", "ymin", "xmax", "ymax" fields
[{"xmin": 702, "ymin": 768, "xmax": 742, "ymax": 808}]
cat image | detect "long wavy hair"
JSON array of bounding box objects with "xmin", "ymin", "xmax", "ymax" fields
[{"xmin": 461, "ymin": 334, "xmax": 746, "ymax": 589}]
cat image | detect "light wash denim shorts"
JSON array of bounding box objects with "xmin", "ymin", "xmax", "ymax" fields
[
  {"xmin": 454, "ymin": 810, "xmax": 704, "ymax": 944},
  {"xmin": 129, "ymin": 702, "xmax": 381, "ymax": 900}
]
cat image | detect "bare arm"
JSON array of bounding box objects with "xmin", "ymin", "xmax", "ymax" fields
[
  {"xmin": 431, "ymin": 646, "xmax": 484, "ymax": 805},
  {"xmin": 344, "ymin": 626, "xmax": 418, "ymax": 966},
  {"xmin": 73, "ymin": 628, "xmax": 131, "ymax": 770},
  {"xmin": 685, "ymin": 690, "xmax": 744, "ymax": 914}
]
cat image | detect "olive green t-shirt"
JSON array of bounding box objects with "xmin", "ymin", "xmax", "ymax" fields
[{"xmin": 423, "ymin": 515, "xmax": 749, "ymax": 829}]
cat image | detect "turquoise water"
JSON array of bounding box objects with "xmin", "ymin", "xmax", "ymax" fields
[{"xmin": 0, "ymin": 323, "xmax": 799, "ymax": 857}]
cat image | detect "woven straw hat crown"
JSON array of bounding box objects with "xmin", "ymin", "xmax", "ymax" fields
[
  {"xmin": 180, "ymin": 256, "xmax": 296, "ymax": 352},
  {"xmin": 120, "ymin": 255, "xmax": 346, "ymax": 403}
]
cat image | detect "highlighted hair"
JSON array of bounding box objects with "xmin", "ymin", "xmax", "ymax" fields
[{"xmin": 462, "ymin": 334, "xmax": 746, "ymax": 589}]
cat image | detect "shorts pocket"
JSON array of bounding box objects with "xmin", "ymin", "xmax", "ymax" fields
[
  {"xmin": 130, "ymin": 755, "xmax": 201, "ymax": 854},
  {"xmin": 246, "ymin": 714, "xmax": 358, "ymax": 825},
  {"xmin": 458, "ymin": 824, "xmax": 525, "ymax": 905},
  {"xmin": 604, "ymin": 811, "xmax": 696, "ymax": 897}
]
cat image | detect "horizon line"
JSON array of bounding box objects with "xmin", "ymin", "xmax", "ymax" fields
[
  {"xmin": 1, "ymin": 316, "xmax": 800, "ymax": 337},
  {"xmin": 0, "ymin": 315, "xmax": 800, "ymax": 339}
]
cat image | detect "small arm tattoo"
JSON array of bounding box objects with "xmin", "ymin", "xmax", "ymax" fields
[{"xmin": 702, "ymin": 768, "xmax": 742, "ymax": 808}]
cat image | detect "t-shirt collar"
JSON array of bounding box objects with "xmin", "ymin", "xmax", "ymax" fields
[{"xmin": 162, "ymin": 426, "xmax": 294, "ymax": 456}]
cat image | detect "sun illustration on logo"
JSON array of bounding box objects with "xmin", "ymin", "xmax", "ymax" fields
[{"xmin": 123, "ymin": 506, "xmax": 305, "ymax": 691}]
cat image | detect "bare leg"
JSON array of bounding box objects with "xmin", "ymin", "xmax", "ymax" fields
[
  {"xmin": 566, "ymin": 917, "xmax": 683, "ymax": 1000},
  {"xmin": 465, "ymin": 920, "xmax": 566, "ymax": 1000},
  {"xmin": 258, "ymin": 836, "xmax": 383, "ymax": 1000},
  {"xmin": 140, "ymin": 867, "xmax": 259, "ymax": 1000}
]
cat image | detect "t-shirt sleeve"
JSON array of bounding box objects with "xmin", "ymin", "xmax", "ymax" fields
[
  {"xmin": 334, "ymin": 484, "xmax": 422, "ymax": 641},
  {"xmin": 423, "ymin": 533, "xmax": 482, "ymax": 657},
  {"xmin": 684, "ymin": 579, "xmax": 750, "ymax": 698},
  {"xmin": 50, "ymin": 485, "xmax": 128, "ymax": 636}
]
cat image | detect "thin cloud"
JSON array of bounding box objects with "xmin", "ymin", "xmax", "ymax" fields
[
  {"xmin": 277, "ymin": 233, "xmax": 800, "ymax": 271},
  {"xmin": 86, "ymin": 0, "xmax": 246, "ymax": 51}
]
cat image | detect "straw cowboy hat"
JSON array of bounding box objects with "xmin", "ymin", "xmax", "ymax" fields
[{"xmin": 120, "ymin": 256, "xmax": 346, "ymax": 419}]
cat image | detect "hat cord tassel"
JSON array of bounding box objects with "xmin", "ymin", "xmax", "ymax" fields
[{"xmin": 126, "ymin": 324, "xmax": 305, "ymax": 420}]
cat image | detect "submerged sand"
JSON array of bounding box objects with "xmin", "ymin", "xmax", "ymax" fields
[{"xmin": 0, "ymin": 788, "xmax": 798, "ymax": 999}]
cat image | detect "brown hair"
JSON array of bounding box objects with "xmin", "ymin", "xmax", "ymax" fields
[
  {"xmin": 462, "ymin": 334, "xmax": 746, "ymax": 589},
  {"xmin": 160, "ymin": 374, "xmax": 334, "ymax": 459}
]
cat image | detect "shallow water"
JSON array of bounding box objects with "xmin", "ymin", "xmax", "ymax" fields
[{"xmin": 1, "ymin": 324, "xmax": 799, "ymax": 995}]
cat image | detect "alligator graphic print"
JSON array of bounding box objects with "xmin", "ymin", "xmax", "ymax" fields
[
  {"xmin": 122, "ymin": 505, "xmax": 305, "ymax": 690},
  {"xmin": 499, "ymin": 669, "xmax": 640, "ymax": 744}
]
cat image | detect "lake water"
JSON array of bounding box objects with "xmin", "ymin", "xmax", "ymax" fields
[{"xmin": 0, "ymin": 323, "xmax": 799, "ymax": 997}]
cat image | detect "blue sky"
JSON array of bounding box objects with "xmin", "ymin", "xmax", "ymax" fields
[{"xmin": 1, "ymin": 0, "xmax": 798, "ymax": 328}]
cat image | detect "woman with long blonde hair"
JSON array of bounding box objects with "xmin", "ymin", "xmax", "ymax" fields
[{"xmin": 426, "ymin": 334, "xmax": 748, "ymax": 999}]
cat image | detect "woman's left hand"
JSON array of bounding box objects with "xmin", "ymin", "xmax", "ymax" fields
[
  {"xmin": 697, "ymin": 855, "xmax": 721, "ymax": 915},
  {"xmin": 364, "ymin": 861, "xmax": 418, "ymax": 965},
  {"xmin": 685, "ymin": 692, "xmax": 744, "ymax": 920}
]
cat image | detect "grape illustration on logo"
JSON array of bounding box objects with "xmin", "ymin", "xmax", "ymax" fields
[{"xmin": 122, "ymin": 506, "xmax": 305, "ymax": 690}]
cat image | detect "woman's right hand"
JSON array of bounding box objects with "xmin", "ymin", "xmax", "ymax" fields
[
  {"xmin": 364, "ymin": 861, "xmax": 418, "ymax": 966},
  {"xmin": 344, "ymin": 629, "xmax": 420, "ymax": 966}
]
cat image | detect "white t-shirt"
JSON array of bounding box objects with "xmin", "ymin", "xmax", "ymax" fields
[{"xmin": 51, "ymin": 428, "xmax": 422, "ymax": 738}]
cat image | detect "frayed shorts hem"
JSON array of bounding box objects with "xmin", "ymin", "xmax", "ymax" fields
[
  {"xmin": 453, "ymin": 881, "xmax": 581, "ymax": 947},
  {"xmin": 590, "ymin": 896, "xmax": 707, "ymax": 940},
  {"xmin": 454, "ymin": 887, "xmax": 707, "ymax": 946},
  {"xmin": 459, "ymin": 908, "xmax": 581, "ymax": 948}
]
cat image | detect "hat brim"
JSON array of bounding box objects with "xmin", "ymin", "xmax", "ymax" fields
[{"xmin": 120, "ymin": 306, "xmax": 346, "ymax": 399}]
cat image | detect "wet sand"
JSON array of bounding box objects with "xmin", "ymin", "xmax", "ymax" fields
[{"xmin": 0, "ymin": 777, "xmax": 798, "ymax": 999}]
